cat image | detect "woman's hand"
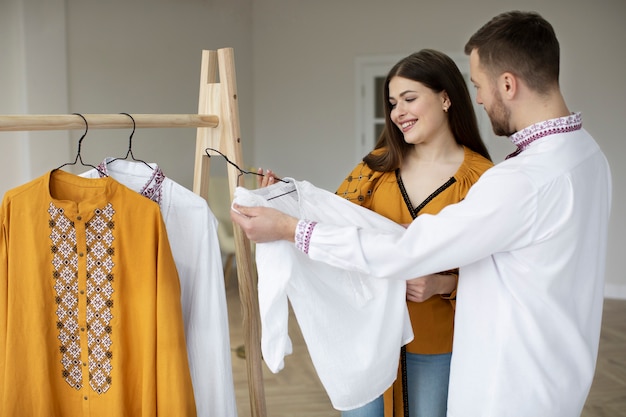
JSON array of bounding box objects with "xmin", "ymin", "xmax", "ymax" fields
[
  {"xmin": 230, "ymin": 204, "xmax": 299, "ymax": 243},
  {"xmin": 406, "ymin": 273, "xmax": 457, "ymax": 302},
  {"xmin": 257, "ymin": 168, "xmax": 279, "ymax": 188}
]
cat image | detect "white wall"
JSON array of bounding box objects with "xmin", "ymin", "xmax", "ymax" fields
[
  {"xmin": 0, "ymin": 0, "xmax": 253, "ymax": 196},
  {"xmin": 251, "ymin": 0, "xmax": 626, "ymax": 296},
  {"xmin": 65, "ymin": 0, "xmax": 254, "ymax": 188},
  {"xmin": 0, "ymin": 0, "xmax": 624, "ymax": 295},
  {"xmin": 0, "ymin": 0, "xmax": 71, "ymax": 194}
]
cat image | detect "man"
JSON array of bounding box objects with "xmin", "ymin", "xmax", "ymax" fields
[{"xmin": 231, "ymin": 11, "xmax": 612, "ymax": 417}]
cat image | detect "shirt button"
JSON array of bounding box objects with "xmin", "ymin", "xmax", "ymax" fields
[
  {"xmin": 77, "ymin": 216, "xmax": 82, "ymax": 221},
  {"xmin": 84, "ymin": 396, "xmax": 88, "ymax": 400},
  {"xmin": 79, "ymin": 253, "xmax": 84, "ymax": 257}
]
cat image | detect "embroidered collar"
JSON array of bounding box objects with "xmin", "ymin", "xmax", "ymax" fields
[
  {"xmin": 506, "ymin": 112, "xmax": 582, "ymax": 159},
  {"xmin": 96, "ymin": 160, "xmax": 166, "ymax": 204}
]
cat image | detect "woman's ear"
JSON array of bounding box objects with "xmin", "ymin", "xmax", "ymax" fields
[{"xmin": 442, "ymin": 92, "xmax": 451, "ymax": 112}]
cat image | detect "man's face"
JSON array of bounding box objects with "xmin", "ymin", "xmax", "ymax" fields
[{"xmin": 469, "ymin": 50, "xmax": 515, "ymax": 137}]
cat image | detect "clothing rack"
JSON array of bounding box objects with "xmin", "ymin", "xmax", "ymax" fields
[
  {"xmin": 0, "ymin": 114, "xmax": 218, "ymax": 131},
  {"xmin": 0, "ymin": 47, "xmax": 266, "ymax": 417}
]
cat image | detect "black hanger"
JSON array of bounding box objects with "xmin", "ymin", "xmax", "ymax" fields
[
  {"xmin": 204, "ymin": 147, "xmax": 290, "ymax": 185},
  {"xmin": 54, "ymin": 113, "xmax": 108, "ymax": 177},
  {"xmin": 204, "ymin": 147, "xmax": 295, "ymax": 200},
  {"xmin": 106, "ymin": 113, "xmax": 153, "ymax": 170}
]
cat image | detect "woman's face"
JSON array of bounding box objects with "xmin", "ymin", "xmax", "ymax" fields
[{"xmin": 388, "ymin": 76, "xmax": 449, "ymax": 146}]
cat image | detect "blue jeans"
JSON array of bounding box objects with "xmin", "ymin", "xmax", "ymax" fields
[
  {"xmin": 405, "ymin": 352, "xmax": 451, "ymax": 417},
  {"xmin": 341, "ymin": 394, "xmax": 383, "ymax": 417},
  {"xmin": 341, "ymin": 352, "xmax": 451, "ymax": 417}
]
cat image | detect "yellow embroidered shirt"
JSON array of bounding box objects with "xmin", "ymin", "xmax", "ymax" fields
[
  {"xmin": 0, "ymin": 170, "xmax": 196, "ymax": 416},
  {"xmin": 336, "ymin": 146, "xmax": 493, "ymax": 354},
  {"xmin": 337, "ymin": 146, "xmax": 493, "ymax": 416}
]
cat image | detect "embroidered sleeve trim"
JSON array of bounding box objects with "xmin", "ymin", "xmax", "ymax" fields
[{"xmin": 295, "ymin": 219, "xmax": 317, "ymax": 254}]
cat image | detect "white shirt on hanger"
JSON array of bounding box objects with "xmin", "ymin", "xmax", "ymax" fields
[
  {"xmin": 233, "ymin": 179, "xmax": 413, "ymax": 411},
  {"xmin": 82, "ymin": 158, "xmax": 238, "ymax": 417}
]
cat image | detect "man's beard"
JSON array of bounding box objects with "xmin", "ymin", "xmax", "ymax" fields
[{"xmin": 488, "ymin": 91, "xmax": 515, "ymax": 137}]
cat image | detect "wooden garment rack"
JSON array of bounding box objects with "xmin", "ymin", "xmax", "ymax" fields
[{"xmin": 0, "ymin": 48, "xmax": 266, "ymax": 417}]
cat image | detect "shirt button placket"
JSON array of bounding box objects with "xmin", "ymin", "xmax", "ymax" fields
[{"xmin": 75, "ymin": 212, "xmax": 91, "ymax": 415}]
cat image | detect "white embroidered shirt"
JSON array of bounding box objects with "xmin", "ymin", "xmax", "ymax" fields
[
  {"xmin": 233, "ymin": 179, "xmax": 413, "ymax": 411},
  {"xmin": 82, "ymin": 159, "xmax": 237, "ymax": 417}
]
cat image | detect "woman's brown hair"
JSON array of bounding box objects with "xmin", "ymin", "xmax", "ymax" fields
[{"xmin": 364, "ymin": 49, "xmax": 491, "ymax": 171}]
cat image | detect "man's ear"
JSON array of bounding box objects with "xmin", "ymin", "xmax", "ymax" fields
[{"xmin": 499, "ymin": 72, "xmax": 517, "ymax": 100}]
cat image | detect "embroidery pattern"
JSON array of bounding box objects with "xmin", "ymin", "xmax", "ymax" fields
[
  {"xmin": 507, "ymin": 112, "xmax": 582, "ymax": 159},
  {"xmin": 96, "ymin": 160, "xmax": 165, "ymax": 204},
  {"xmin": 85, "ymin": 204, "xmax": 115, "ymax": 394},
  {"xmin": 140, "ymin": 167, "xmax": 165, "ymax": 204},
  {"xmin": 50, "ymin": 203, "xmax": 82, "ymax": 390},
  {"xmin": 49, "ymin": 202, "xmax": 116, "ymax": 394},
  {"xmin": 295, "ymin": 220, "xmax": 318, "ymax": 254},
  {"xmin": 336, "ymin": 162, "xmax": 373, "ymax": 202}
]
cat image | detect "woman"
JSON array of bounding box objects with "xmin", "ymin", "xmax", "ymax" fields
[
  {"xmin": 337, "ymin": 49, "xmax": 492, "ymax": 417},
  {"xmin": 259, "ymin": 49, "xmax": 492, "ymax": 417}
]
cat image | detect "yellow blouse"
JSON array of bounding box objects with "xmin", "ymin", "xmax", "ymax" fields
[
  {"xmin": 0, "ymin": 170, "xmax": 196, "ymax": 416},
  {"xmin": 338, "ymin": 147, "xmax": 493, "ymax": 353},
  {"xmin": 336, "ymin": 146, "xmax": 493, "ymax": 416}
]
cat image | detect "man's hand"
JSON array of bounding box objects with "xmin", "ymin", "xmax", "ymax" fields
[{"xmin": 230, "ymin": 204, "xmax": 299, "ymax": 243}]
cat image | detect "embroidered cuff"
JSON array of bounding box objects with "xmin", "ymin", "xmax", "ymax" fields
[{"xmin": 295, "ymin": 219, "xmax": 317, "ymax": 254}]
